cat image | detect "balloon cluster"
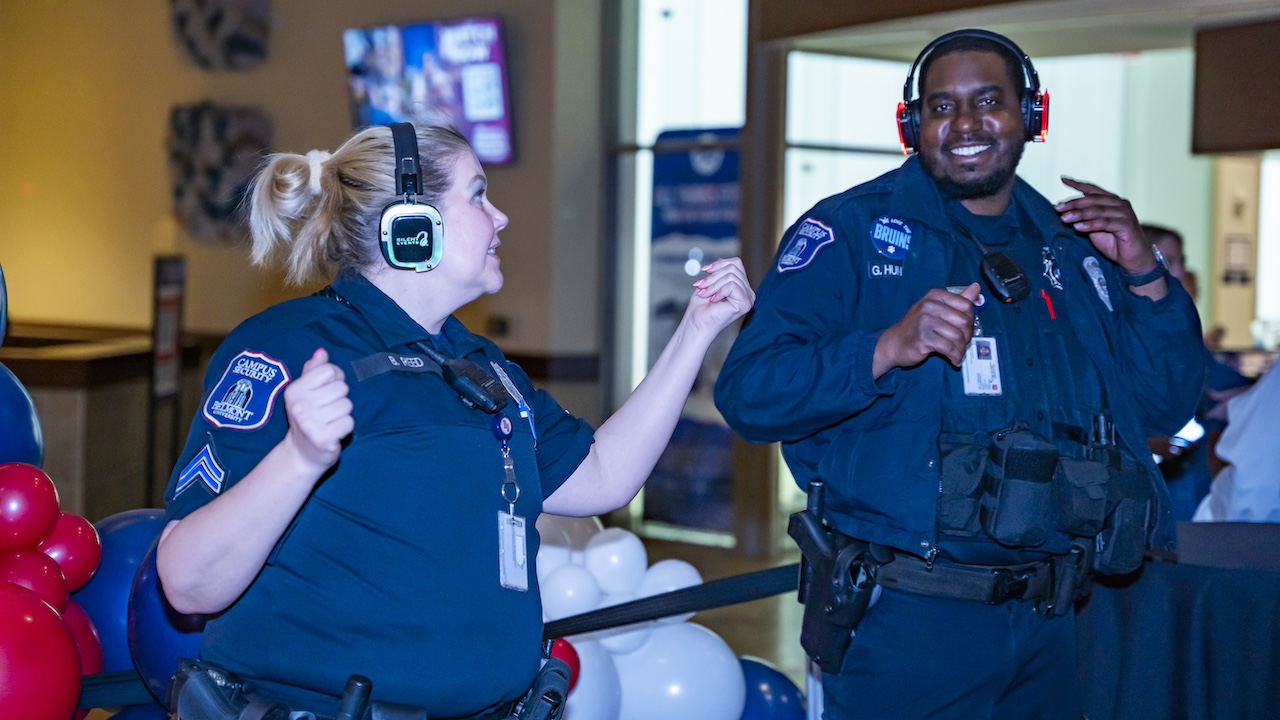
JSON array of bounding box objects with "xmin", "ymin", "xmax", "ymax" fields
[
  {"xmin": 539, "ymin": 515, "xmax": 796, "ymax": 720},
  {"xmin": 0, "ymin": 462, "xmax": 104, "ymax": 720}
]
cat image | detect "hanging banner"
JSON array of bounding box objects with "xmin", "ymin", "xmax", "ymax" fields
[{"xmin": 644, "ymin": 128, "xmax": 741, "ymax": 534}]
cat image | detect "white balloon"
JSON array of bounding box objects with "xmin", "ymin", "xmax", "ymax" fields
[
  {"xmin": 613, "ymin": 623, "xmax": 746, "ymax": 720},
  {"xmin": 584, "ymin": 528, "xmax": 648, "ymax": 595},
  {"xmin": 541, "ymin": 564, "xmax": 603, "ymax": 622},
  {"xmin": 537, "ymin": 543, "xmax": 572, "ymax": 584},
  {"xmin": 537, "ymin": 514, "xmax": 605, "ymax": 551},
  {"xmin": 593, "ymin": 591, "xmax": 653, "ymax": 655},
  {"xmin": 564, "ymin": 639, "xmax": 622, "ymax": 720},
  {"xmin": 636, "ymin": 558, "xmax": 703, "ymax": 624}
]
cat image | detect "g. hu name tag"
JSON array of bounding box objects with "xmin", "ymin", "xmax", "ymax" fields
[{"xmin": 350, "ymin": 352, "xmax": 442, "ymax": 382}]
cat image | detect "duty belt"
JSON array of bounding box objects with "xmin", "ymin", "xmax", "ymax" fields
[
  {"xmin": 875, "ymin": 554, "xmax": 1054, "ymax": 605},
  {"xmin": 872, "ymin": 540, "xmax": 1094, "ymax": 617}
]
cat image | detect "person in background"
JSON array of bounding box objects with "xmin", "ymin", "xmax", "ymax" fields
[
  {"xmin": 1193, "ymin": 360, "xmax": 1280, "ymax": 522},
  {"xmin": 715, "ymin": 30, "xmax": 1204, "ymax": 720},
  {"xmin": 155, "ymin": 121, "xmax": 753, "ymax": 719},
  {"xmin": 1142, "ymin": 224, "xmax": 1253, "ymax": 518}
]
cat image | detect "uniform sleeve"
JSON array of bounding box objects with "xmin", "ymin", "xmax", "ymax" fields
[
  {"xmin": 714, "ymin": 211, "xmax": 901, "ymax": 444},
  {"xmin": 498, "ymin": 361, "xmax": 595, "ymax": 499},
  {"xmin": 1111, "ymin": 274, "xmax": 1207, "ymax": 437},
  {"xmin": 163, "ymin": 331, "xmax": 311, "ymax": 522}
]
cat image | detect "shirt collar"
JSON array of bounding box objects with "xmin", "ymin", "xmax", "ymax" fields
[{"xmin": 329, "ymin": 273, "xmax": 484, "ymax": 356}]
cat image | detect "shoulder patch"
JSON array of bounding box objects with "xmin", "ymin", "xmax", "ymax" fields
[
  {"xmin": 777, "ymin": 218, "xmax": 835, "ymax": 273},
  {"xmin": 175, "ymin": 444, "xmax": 226, "ymax": 496},
  {"xmin": 870, "ymin": 217, "xmax": 912, "ymax": 259},
  {"xmin": 202, "ymin": 349, "xmax": 291, "ymax": 430},
  {"xmin": 1081, "ymin": 257, "xmax": 1113, "ymax": 312}
]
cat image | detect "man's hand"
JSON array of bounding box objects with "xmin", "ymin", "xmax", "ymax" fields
[
  {"xmin": 1055, "ymin": 177, "xmax": 1167, "ymax": 299},
  {"xmin": 873, "ymin": 283, "xmax": 980, "ymax": 379}
]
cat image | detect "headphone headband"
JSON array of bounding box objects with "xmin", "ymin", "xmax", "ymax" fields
[
  {"xmin": 390, "ymin": 122, "xmax": 421, "ymax": 197},
  {"xmin": 895, "ymin": 29, "xmax": 1048, "ymax": 155},
  {"xmin": 902, "ymin": 29, "xmax": 1039, "ymax": 105}
]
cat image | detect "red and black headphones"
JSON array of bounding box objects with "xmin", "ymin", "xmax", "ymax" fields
[{"xmin": 895, "ymin": 29, "xmax": 1049, "ymax": 156}]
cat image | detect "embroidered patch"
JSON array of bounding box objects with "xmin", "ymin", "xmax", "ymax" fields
[
  {"xmin": 1082, "ymin": 257, "xmax": 1113, "ymax": 312},
  {"xmin": 869, "ymin": 217, "xmax": 912, "ymax": 259},
  {"xmin": 778, "ymin": 218, "xmax": 835, "ymax": 273},
  {"xmin": 175, "ymin": 444, "xmax": 226, "ymax": 496},
  {"xmin": 1042, "ymin": 248, "xmax": 1063, "ymax": 290},
  {"xmin": 202, "ymin": 350, "xmax": 291, "ymax": 430}
]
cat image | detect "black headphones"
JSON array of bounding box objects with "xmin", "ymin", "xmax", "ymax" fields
[
  {"xmin": 896, "ymin": 29, "xmax": 1049, "ymax": 155},
  {"xmin": 379, "ymin": 122, "xmax": 444, "ymax": 272}
]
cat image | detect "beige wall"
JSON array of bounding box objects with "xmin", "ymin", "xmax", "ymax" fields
[{"xmin": 0, "ymin": 0, "xmax": 602, "ymax": 359}]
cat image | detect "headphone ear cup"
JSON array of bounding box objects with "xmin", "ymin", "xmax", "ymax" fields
[
  {"xmin": 1029, "ymin": 89, "xmax": 1048, "ymax": 143},
  {"xmin": 896, "ymin": 100, "xmax": 921, "ymax": 155},
  {"xmin": 379, "ymin": 201, "xmax": 445, "ymax": 272},
  {"xmin": 1021, "ymin": 90, "xmax": 1036, "ymax": 141}
]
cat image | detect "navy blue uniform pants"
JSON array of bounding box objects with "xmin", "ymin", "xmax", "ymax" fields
[{"xmin": 822, "ymin": 588, "xmax": 1080, "ymax": 720}]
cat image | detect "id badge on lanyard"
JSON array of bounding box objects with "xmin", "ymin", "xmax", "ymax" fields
[{"xmin": 493, "ymin": 415, "xmax": 529, "ymax": 592}]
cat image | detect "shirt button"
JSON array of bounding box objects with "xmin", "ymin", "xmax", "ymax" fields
[
  {"xmin": 1026, "ymin": 357, "xmax": 1034, "ymax": 366},
  {"xmin": 928, "ymin": 460, "xmax": 935, "ymax": 468},
  {"xmin": 1037, "ymin": 411, "xmax": 1045, "ymax": 421}
]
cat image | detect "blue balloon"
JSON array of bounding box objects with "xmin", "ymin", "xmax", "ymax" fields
[
  {"xmin": 739, "ymin": 657, "xmax": 805, "ymax": 720},
  {"xmin": 0, "ymin": 362, "xmax": 43, "ymax": 467},
  {"xmin": 129, "ymin": 537, "xmax": 208, "ymax": 705},
  {"xmin": 72, "ymin": 509, "xmax": 168, "ymax": 672},
  {"xmin": 109, "ymin": 701, "xmax": 170, "ymax": 719}
]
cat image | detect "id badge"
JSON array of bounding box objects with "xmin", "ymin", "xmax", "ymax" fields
[
  {"xmin": 498, "ymin": 511, "xmax": 529, "ymax": 592},
  {"xmin": 962, "ymin": 336, "xmax": 1003, "ymax": 396}
]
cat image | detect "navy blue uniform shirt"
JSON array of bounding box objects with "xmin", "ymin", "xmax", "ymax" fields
[
  {"xmin": 715, "ymin": 157, "xmax": 1205, "ymax": 558},
  {"xmin": 165, "ymin": 273, "xmax": 595, "ymax": 716}
]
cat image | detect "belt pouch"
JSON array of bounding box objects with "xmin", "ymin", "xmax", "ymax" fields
[
  {"xmin": 981, "ymin": 427, "xmax": 1058, "ymax": 548},
  {"xmin": 1093, "ymin": 464, "xmax": 1152, "ymax": 574},
  {"xmin": 936, "ymin": 435, "xmax": 989, "ymax": 536},
  {"xmin": 1053, "ymin": 458, "xmax": 1109, "ymax": 536}
]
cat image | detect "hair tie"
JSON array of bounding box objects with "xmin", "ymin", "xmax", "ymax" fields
[{"xmin": 305, "ymin": 150, "xmax": 331, "ymax": 194}]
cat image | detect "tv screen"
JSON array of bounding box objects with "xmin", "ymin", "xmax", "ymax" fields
[{"xmin": 344, "ymin": 16, "xmax": 514, "ymax": 165}]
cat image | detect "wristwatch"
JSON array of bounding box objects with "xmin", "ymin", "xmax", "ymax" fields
[{"xmin": 1120, "ymin": 244, "xmax": 1169, "ymax": 287}]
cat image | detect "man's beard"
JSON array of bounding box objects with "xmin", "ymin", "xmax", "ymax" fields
[{"xmin": 920, "ymin": 140, "xmax": 1025, "ymax": 201}]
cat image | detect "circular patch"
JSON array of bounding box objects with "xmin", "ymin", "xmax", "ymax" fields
[{"xmin": 870, "ymin": 217, "xmax": 912, "ymax": 259}]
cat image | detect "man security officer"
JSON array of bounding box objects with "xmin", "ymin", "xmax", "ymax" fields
[{"xmin": 714, "ymin": 30, "xmax": 1204, "ymax": 719}]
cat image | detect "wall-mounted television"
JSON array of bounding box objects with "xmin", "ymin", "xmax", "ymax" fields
[{"xmin": 343, "ymin": 16, "xmax": 514, "ymax": 166}]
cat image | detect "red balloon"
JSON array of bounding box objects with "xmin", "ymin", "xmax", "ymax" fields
[
  {"xmin": 0, "ymin": 549, "xmax": 68, "ymax": 611},
  {"xmin": 0, "ymin": 462, "xmax": 60, "ymax": 552},
  {"xmin": 63, "ymin": 600, "xmax": 103, "ymax": 720},
  {"xmin": 38, "ymin": 513, "xmax": 101, "ymax": 592},
  {"xmin": 63, "ymin": 599, "xmax": 104, "ymax": 675},
  {"xmin": 0, "ymin": 582, "xmax": 82, "ymax": 720},
  {"xmin": 550, "ymin": 638, "xmax": 581, "ymax": 692}
]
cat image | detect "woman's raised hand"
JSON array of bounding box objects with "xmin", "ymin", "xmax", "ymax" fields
[{"xmin": 686, "ymin": 257, "xmax": 755, "ymax": 335}]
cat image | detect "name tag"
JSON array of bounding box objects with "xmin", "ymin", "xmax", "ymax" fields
[{"xmin": 351, "ymin": 352, "xmax": 441, "ymax": 381}]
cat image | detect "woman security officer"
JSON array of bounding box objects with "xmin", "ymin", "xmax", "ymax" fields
[{"xmin": 155, "ymin": 121, "xmax": 753, "ymax": 719}]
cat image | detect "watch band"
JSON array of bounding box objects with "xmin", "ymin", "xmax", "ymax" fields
[{"xmin": 1120, "ymin": 245, "xmax": 1169, "ymax": 287}]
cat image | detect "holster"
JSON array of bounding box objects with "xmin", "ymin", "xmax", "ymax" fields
[
  {"xmin": 512, "ymin": 657, "xmax": 571, "ymax": 720},
  {"xmin": 1037, "ymin": 538, "xmax": 1096, "ymax": 617},
  {"xmin": 788, "ymin": 481, "xmax": 883, "ymax": 674},
  {"xmin": 168, "ymin": 658, "xmax": 290, "ymax": 720}
]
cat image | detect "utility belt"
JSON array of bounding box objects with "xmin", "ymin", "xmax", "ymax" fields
[
  {"xmin": 168, "ymin": 655, "xmax": 570, "ymax": 720},
  {"xmin": 789, "ymin": 479, "xmax": 1096, "ymax": 674}
]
